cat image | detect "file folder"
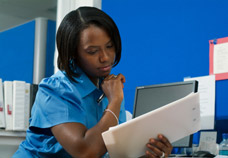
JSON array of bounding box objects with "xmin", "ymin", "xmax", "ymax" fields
[
  {"xmin": 13, "ymin": 81, "xmax": 26, "ymax": 131},
  {"xmin": 102, "ymin": 93, "xmax": 201, "ymax": 158},
  {"xmin": 4, "ymin": 81, "xmax": 13, "ymax": 130}
]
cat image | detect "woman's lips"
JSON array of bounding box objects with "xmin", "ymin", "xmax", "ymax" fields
[{"xmin": 99, "ymin": 65, "xmax": 111, "ymax": 71}]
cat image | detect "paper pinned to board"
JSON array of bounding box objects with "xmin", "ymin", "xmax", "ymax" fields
[
  {"xmin": 184, "ymin": 75, "xmax": 215, "ymax": 130},
  {"xmin": 209, "ymin": 37, "xmax": 228, "ymax": 80},
  {"xmin": 102, "ymin": 93, "xmax": 201, "ymax": 158},
  {"xmin": 213, "ymin": 43, "xmax": 228, "ymax": 74}
]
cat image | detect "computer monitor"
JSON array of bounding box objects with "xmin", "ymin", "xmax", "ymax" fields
[{"xmin": 133, "ymin": 80, "xmax": 198, "ymax": 147}]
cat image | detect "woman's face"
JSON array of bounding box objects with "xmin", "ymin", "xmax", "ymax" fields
[{"xmin": 77, "ymin": 25, "xmax": 116, "ymax": 83}]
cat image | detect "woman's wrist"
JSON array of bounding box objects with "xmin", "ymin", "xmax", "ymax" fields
[
  {"xmin": 104, "ymin": 109, "xmax": 119, "ymax": 125},
  {"xmin": 108, "ymin": 97, "xmax": 123, "ymax": 107},
  {"xmin": 106, "ymin": 99, "xmax": 121, "ymax": 121}
]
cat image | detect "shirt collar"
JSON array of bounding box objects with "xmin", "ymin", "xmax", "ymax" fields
[{"xmin": 71, "ymin": 66, "xmax": 99, "ymax": 98}]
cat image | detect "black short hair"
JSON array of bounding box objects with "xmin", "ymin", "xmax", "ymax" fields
[{"xmin": 56, "ymin": 7, "xmax": 122, "ymax": 82}]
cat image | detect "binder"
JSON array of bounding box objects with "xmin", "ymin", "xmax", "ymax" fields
[
  {"xmin": 4, "ymin": 81, "xmax": 13, "ymax": 130},
  {"xmin": 12, "ymin": 81, "xmax": 26, "ymax": 131},
  {"xmin": 29, "ymin": 84, "xmax": 38, "ymax": 114},
  {"xmin": 0, "ymin": 78, "xmax": 5, "ymax": 128}
]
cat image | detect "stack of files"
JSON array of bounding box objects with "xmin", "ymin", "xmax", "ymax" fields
[
  {"xmin": 12, "ymin": 81, "xmax": 30, "ymax": 131},
  {"xmin": 4, "ymin": 81, "xmax": 13, "ymax": 130},
  {"xmin": 0, "ymin": 78, "xmax": 5, "ymax": 128},
  {"xmin": 102, "ymin": 93, "xmax": 201, "ymax": 158},
  {"xmin": 4, "ymin": 80, "xmax": 33, "ymax": 131},
  {"xmin": 24, "ymin": 83, "xmax": 31, "ymax": 130}
]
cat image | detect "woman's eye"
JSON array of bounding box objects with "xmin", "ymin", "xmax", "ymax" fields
[
  {"xmin": 107, "ymin": 44, "xmax": 113, "ymax": 48},
  {"xmin": 87, "ymin": 50, "xmax": 98, "ymax": 54}
]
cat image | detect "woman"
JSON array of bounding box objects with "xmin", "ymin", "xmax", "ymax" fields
[{"xmin": 13, "ymin": 7, "xmax": 172, "ymax": 158}]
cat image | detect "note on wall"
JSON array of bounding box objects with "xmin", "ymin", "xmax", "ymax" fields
[
  {"xmin": 184, "ymin": 75, "xmax": 215, "ymax": 130},
  {"xmin": 209, "ymin": 37, "xmax": 228, "ymax": 80},
  {"xmin": 213, "ymin": 43, "xmax": 228, "ymax": 74}
]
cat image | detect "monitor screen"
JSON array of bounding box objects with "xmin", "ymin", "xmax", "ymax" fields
[{"xmin": 133, "ymin": 80, "xmax": 198, "ymax": 147}]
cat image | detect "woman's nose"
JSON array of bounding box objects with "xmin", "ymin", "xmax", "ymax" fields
[{"xmin": 99, "ymin": 50, "xmax": 109, "ymax": 63}]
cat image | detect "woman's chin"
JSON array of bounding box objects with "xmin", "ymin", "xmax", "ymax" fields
[{"xmin": 100, "ymin": 71, "xmax": 111, "ymax": 78}]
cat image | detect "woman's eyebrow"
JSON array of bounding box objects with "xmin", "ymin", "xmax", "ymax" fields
[
  {"xmin": 85, "ymin": 40, "xmax": 112, "ymax": 49},
  {"xmin": 84, "ymin": 45, "xmax": 100, "ymax": 50},
  {"xmin": 106, "ymin": 40, "xmax": 112, "ymax": 45}
]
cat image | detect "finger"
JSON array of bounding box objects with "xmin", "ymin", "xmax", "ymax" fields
[
  {"xmin": 147, "ymin": 139, "xmax": 165, "ymax": 157},
  {"xmin": 116, "ymin": 73, "xmax": 125, "ymax": 88},
  {"xmin": 145, "ymin": 150, "xmax": 157, "ymax": 158},
  {"xmin": 116, "ymin": 73, "xmax": 126, "ymax": 83},
  {"xmin": 150, "ymin": 135, "xmax": 172, "ymax": 156},
  {"xmin": 104, "ymin": 74, "xmax": 116, "ymax": 80},
  {"xmin": 158, "ymin": 134, "xmax": 173, "ymax": 149},
  {"xmin": 102, "ymin": 74, "xmax": 123, "ymax": 90},
  {"xmin": 111, "ymin": 75, "xmax": 118, "ymax": 79}
]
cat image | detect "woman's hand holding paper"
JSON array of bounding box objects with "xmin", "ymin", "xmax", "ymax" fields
[{"xmin": 145, "ymin": 134, "xmax": 173, "ymax": 158}]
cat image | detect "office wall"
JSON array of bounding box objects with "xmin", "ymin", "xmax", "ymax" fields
[
  {"xmin": 0, "ymin": 21, "xmax": 35, "ymax": 83},
  {"xmin": 102, "ymin": 0, "xmax": 228, "ymax": 142},
  {"xmin": 0, "ymin": 19, "xmax": 56, "ymax": 83}
]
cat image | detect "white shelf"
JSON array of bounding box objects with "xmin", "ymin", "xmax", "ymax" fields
[
  {"xmin": 0, "ymin": 129, "xmax": 26, "ymax": 145},
  {"xmin": 0, "ymin": 129, "xmax": 26, "ymax": 137}
]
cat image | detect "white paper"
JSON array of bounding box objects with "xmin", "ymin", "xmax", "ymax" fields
[
  {"xmin": 213, "ymin": 42, "xmax": 228, "ymax": 74},
  {"xmin": 102, "ymin": 93, "xmax": 200, "ymax": 158},
  {"xmin": 184, "ymin": 75, "xmax": 215, "ymax": 130},
  {"xmin": 199, "ymin": 131, "xmax": 218, "ymax": 155}
]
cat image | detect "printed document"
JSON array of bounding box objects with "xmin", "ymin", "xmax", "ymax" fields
[
  {"xmin": 184, "ymin": 75, "xmax": 215, "ymax": 129},
  {"xmin": 213, "ymin": 42, "xmax": 228, "ymax": 74}
]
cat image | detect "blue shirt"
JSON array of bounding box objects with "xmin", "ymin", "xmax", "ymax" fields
[{"xmin": 13, "ymin": 68, "xmax": 126, "ymax": 158}]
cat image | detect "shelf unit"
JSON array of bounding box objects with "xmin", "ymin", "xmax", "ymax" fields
[{"xmin": 0, "ymin": 129, "xmax": 26, "ymax": 157}]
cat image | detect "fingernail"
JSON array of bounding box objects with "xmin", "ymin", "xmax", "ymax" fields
[
  {"xmin": 150, "ymin": 139, "xmax": 155, "ymax": 143},
  {"xmin": 146, "ymin": 151, "xmax": 149, "ymax": 155}
]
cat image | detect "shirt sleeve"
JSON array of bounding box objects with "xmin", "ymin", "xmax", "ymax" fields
[{"xmin": 29, "ymin": 76, "xmax": 87, "ymax": 129}]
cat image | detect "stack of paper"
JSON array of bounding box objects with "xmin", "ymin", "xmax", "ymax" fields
[
  {"xmin": 102, "ymin": 93, "xmax": 201, "ymax": 158},
  {"xmin": 0, "ymin": 78, "xmax": 5, "ymax": 128}
]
